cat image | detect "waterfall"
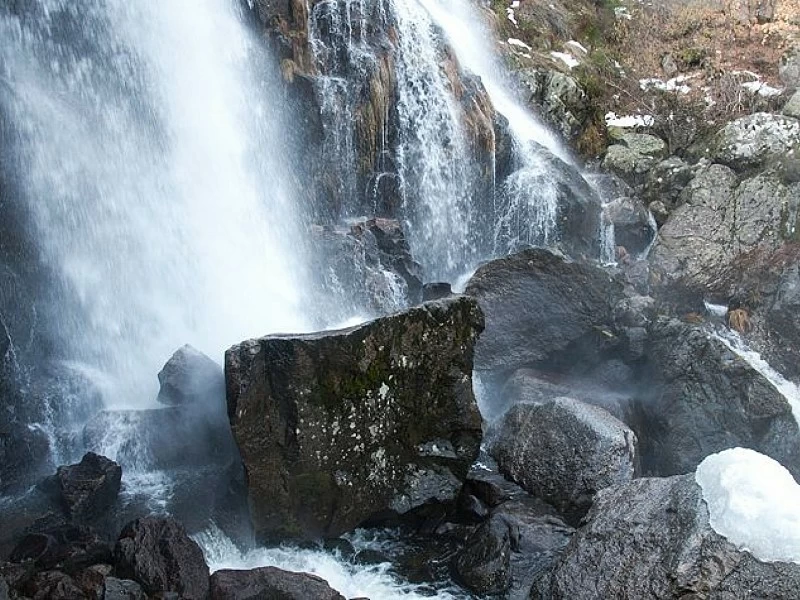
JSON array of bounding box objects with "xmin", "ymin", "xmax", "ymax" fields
[
  {"xmin": 421, "ymin": 0, "xmax": 590, "ymax": 257},
  {"xmin": 0, "ymin": 0, "xmax": 310, "ymax": 411}
]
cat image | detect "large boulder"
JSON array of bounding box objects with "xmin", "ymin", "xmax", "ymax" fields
[
  {"xmin": 114, "ymin": 517, "xmax": 209, "ymax": 600},
  {"xmin": 521, "ymin": 69, "xmax": 590, "ymax": 142},
  {"xmin": 650, "ymin": 164, "xmax": 800, "ymax": 304},
  {"xmin": 225, "ymin": 296, "xmax": 484, "ymax": 541},
  {"xmin": 56, "ymin": 453, "xmax": 121, "ymax": 522},
  {"xmin": 531, "ymin": 473, "xmax": 800, "ymax": 599},
  {"xmin": 780, "ymin": 46, "xmax": 800, "ymax": 89},
  {"xmin": 465, "ymin": 249, "xmax": 625, "ymax": 374},
  {"xmin": 156, "ymin": 344, "xmax": 224, "ymax": 407},
  {"xmin": 9, "ymin": 525, "xmax": 112, "ymax": 573},
  {"xmin": 710, "ymin": 112, "xmax": 800, "ymax": 171},
  {"xmin": 210, "ymin": 567, "xmax": 345, "ymax": 600},
  {"xmin": 631, "ymin": 318, "xmax": 800, "ymax": 478},
  {"xmin": 642, "ymin": 156, "xmax": 696, "ymax": 225},
  {"xmin": 490, "ymin": 398, "xmax": 637, "ymax": 523}
]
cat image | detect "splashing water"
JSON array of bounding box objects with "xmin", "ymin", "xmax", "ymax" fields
[
  {"xmin": 195, "ymin": 524, "xmax": 470, "ymax": 600},
  {"xmin": 0, "ymin": 0, "xmax": 310, "ymax": 412},
  {"xmin": 713, "ymin": 330, "xmax": 800, "ymax": 425}
]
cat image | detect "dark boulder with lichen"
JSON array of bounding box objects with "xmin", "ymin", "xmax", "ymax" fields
[{"xmin": 225, "ymin": 296, "xmax": 484, "ymax": 542}]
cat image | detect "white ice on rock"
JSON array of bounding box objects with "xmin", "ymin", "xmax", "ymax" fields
[
  {"xmin": 696, "ymin": 448, "xmax": 800, "ymax": 564},
  {"xmin": 604, "ymin": 112, "xmax": 654, "ymax": 128}
]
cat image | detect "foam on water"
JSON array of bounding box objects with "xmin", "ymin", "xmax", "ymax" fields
[
  {"xmin": 696, "ymin": 448, "xmax": 800, "ymax": 564},
  {"xmin": 195, "ymin": 524, "xmax": 469, "ymax": 600}
]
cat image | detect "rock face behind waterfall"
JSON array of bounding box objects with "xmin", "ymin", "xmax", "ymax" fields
[
  {"xmin": 531, "ymin": 475, "xmax": 800, "ymax": 599},
  {"xmin": 225, "ymin": 296, "xmax": 484, "ymax": 541}
]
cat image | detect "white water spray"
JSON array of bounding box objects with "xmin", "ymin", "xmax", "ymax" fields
[{"xmin": 1, "ymin": 0, "xmax": 310, "ymax": 409}]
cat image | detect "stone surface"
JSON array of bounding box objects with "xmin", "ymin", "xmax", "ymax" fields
[
  {"xmin": 465, "ymin": 249, "xmax": 625, "ymax": 374},
  {"xmin": 114, "ymin": 517, "xmax": 209, "ymax": 600},
  {"xmin": 632, "ymin": 318, "xmax": 800, "ymax": 479},
  {"xmin": 9, "ymin": 525, "xmax": 112, "ymax": 573},
  {"xmin": 209, "ymin": 567, "xmax": 345, "ymax": 600},
  {"xmin": 642, "ymin": 156, "xmax": 695, "ymax": 224},
  {"xmin": 490, "ymin": 398, "xmax": 637, "ymax": 523},
  {"xmin": 452, "ymin": 514, "xmax": 512, "ymax": 596},
  {"xmin": 531, "ymin": 475, "xmax": 800, "ymax": 599},
  {"xmin": 602, "ymin": 133, "xmax": 667, "ymax": 185},
  {"xmin": 784, "ymin": 90, "xmax": 800, "ymax": 119},
  {"xmin": 103, "ymin": 577, "xmax": 146, "ymax": 600},
  {"xmin": 226, "ymin": 296, "xmax": 484, "ymax": 541},
  {"xmin": 156, "ymin": 344, "xmax": 224, "ymax": 407},
  {"xmin": 710, "ymin": 112, "xmax": 800, "ymax": 170},
  {"xmin": 780, "ymin": 46, "xmax": 800, "ymax": 89},
  {"xmin": 650, "ymin": 164, "xmax": 800, "ymax": 304},
  {"xmin": 56, "ymin": 452, "xmax": 121, "ymax": 522}
]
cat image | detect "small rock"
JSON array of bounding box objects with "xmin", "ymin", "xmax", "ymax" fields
[
  {"xmin": 56, "ymin": 453, "xmax": 121, "ymax": 522},
  {"xmin": 114, "ymin": 517, "xmax": 209, "ymax": 600},
  {"xmin": 422, "ymin": 282, "xmax": 452, "ymax": 302},
  {"xmin": 10, "ymin": 525, "xmax": 112, "ymax": 573},
  {"xmin": 209, "ymin": 566, "xmax": 345, "ymax": 600},
  {"xmin": 103, "ymin": 577, "xmax": 147, "ymax": 600},
  {"xmin": 603, "ymin": 196, "xmax": 655, "ymax": 256},
  {"xmin": 780, "ymin": 46, "xmax": 800, "ymax": 89},
  {"xmin": 157, "ymin": 344, "xmax": 224, "ymax": 407}
]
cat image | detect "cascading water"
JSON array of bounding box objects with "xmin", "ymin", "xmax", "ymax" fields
[
  {"xmin": 0, "ymin": 0, "xmax": 310, "ymax": 416},
  {"xmin": 421, "ymin": 0, "xmax": 599, "ymax": 258}
]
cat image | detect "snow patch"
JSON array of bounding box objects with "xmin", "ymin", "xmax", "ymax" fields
[
  {"xmin": 640, "ymin": 75, "xmax": 696, "ymax": 95},
  {"xmin": 550, "ymin": 51, "xmax": 580, "ymax": 69},
  {"xmin": 604, "ymin": 112, "xmax": 654, "ymax": 128},
  {"xmin": 696, "ymin": 448, "xmax": 800, "ymax": 564},
  {"xmin": 742, "ymin": 80, "xmax": 784, "ymax": 97},
  {"xmin": 508, "ymin": 38, "xmax": 532, "ymax": 51}
]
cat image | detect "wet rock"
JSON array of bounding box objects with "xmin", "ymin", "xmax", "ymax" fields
[
  {"xmin": 495, "ymin": 147, "xmax": 603, "ymax": 260},
  {"xmin": 0, "ymin": 423, "xmax": 52, "ymax": 494},
  {"xmin": 114, "ymin": 517, "xmax": 209, "ymax": 600},
  {"xmin": 310, "ymin": 218, "xmax": 423, "ymax": 322},
  {"xmin": 422, "ymin": 282, "xmax": 452, "ymax": 302},
  {"xmin": 490, "ymin": 398, "xmax": 637, "ymax": 523},
  {"xmin": 631, "ymin": 318, "xmax": 800, "ymax": 478},
  {"xmin": 226, "ymin": 296, "xmax": 484, "ymax": 541},
  {"xmin": 531, "ymin": 474, "xmax": 800, "ymax": 599},
  {"xmin": 710, "ymin": 112, "xmax": 800, "ymax": 171},
  {"xmin": 9, "ymin": 525, "xmax": 112, "ymax": 574},
  {"xmin": 603, "ymin": 196, "xmax": 655, "ymax": 256},
  {"xmin": 56, "ymin": 453, "xmax": 121, "ymax": 522},
  {"xmin": 209, "ymin": 567, "xmax": 345, "ymax": 600},
  {"xmin": 452, "ymin": 514, "xmax": 512, "ymax": 596},
  {"xmin": 20, "ymin": 569, "xmax": 87, "ymax": 600},
  {"xmin": 465, "ymin": 249, "xmax": 625, "ymax": 374},
  {"xmin": 102, "ymin": 577, "xmax": 146, "ymax": 600},
  {"xmin": 156, "ymin": 344, "xmax": 224, "ymax": 407},
  {"xmin": 650, "ymin": 164, "xmax": 800, "ymax": 305}
]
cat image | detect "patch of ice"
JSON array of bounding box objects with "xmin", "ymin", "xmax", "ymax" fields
[
  {"xmin": 506, "ymin": 7, "xmax": 518, "ymax": 27},
  {"xmin": 614, "ymin": 6, "xmax": 632, "ymax": 20},
  {"xmin": 604, "ymin": 112, "xmax": 654, "ymax": 128},
  {"xmin": 696, "ymin": 448, "xmax": 800, "ymax": 564},
  {"xmin": 703, "ymin": 301, "xmax": 728, "ymax": 318},
  {"xmin": 550, "ymin": 51, "xmax": 579, "ymax": 69}
]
